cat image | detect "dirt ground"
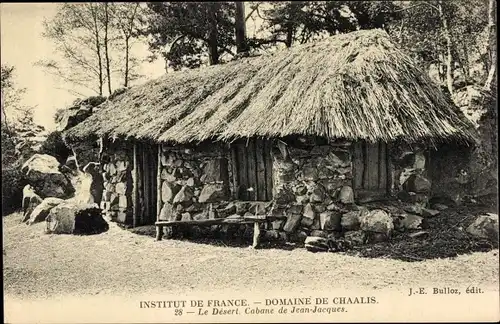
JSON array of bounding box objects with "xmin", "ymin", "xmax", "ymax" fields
[{"xmin": 3, "ymin": 211, "xmax": 499, "ymax": 301}]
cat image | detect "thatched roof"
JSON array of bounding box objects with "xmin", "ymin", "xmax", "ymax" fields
[{"xmin": 65, "ymin": 29, "xmax": 475, "ymax": 145}]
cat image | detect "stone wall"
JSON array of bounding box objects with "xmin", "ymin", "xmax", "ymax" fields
[
  {"xmin": 267, "ymin": 137, "xmax": 354, "ymax": 241},
  {"xmin": 156, "ymin": 137, "xmax": 357, "ymax": 243},
  {"xmin": 157, "ymin": 143, "xmax": 231, "ymax": 224},
  {"xmin": 388, "ymin": 141, "xmax": 432, "ymax": 207},
  {"xmin": 100, "ymin": 140, "xmax": 134, "ymax": 224}
]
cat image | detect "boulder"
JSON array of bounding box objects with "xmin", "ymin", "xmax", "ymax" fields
[
  {"xmin": 55, "ymin": 102, "xmax": 95, "ymax": 132},
  {"xmin": 21, "ymin": 185, "xmax": 43, "ymax": 222},
  {"xmin": 162, "ymin": 181, "xmax": 181, "ymax": 203},
  {"xmin": 466, "ymin": 213, "xmax": 499, "ymax": 242},
  {"xmin": 393, "ymin": 214, "xmax": 426, "ymax": 231},
  {"xmin": 344, "ymin": 231, "xmax": 366, "ymax": 245},
  {"xmin": 301, "ymin": 203, "xmax": 316, "ymax": 227},
  {"xmin": 304, "ymin": 236, "xmax": 331, "ymax": 252},
  {"xmin": 338, "ymin": 186, "xmax": 354, "ymax": 204},
  {"xmin": 341, "ymin": 210, "xmax": 365, "ymax": 231},
  {"xmin": 27, "ymin": 197, "xmax": 64, "ymax": 225},
  {"xmin": 198, "ymin": 183, "xmax": 228, "ymax": 203},
  {"xmin": 360, "ymin": 209, "xmax": 394, "ymax": 236},
  {"xmin": 283, "ymin": 214, "xmax": 302, "ymax": 233},
  {"xmin": 22, "ymin": 154, "xmax": 75, "ymax": 199},
  {"xmin": 403, "ymin": 174, "xmax": 431, "ymax": 193},
  {"xmin": 319, "ymin": 211, "xmax": 342, "ymax": 231},
  {"xmin": 46, "ymin": 201, "xmax": 108, "ymax": 234}
]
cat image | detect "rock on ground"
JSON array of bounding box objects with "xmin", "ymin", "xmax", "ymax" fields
[
  {"xmin": 27, "ymin": 197, "xmax": 64, "ymax": 225},
  {"xmin": 46, "ymin": 201, "xmax": 108, "ymax": 235},
  {"xmin": 466, "ymin": 213, "xmax": 499, "ymax": 243},
  {"xmin": 21, "ymin": 154, "xmax": 75, "ymax": 199},
  {"xmin": 21, "ymin": 185, "xmax": 43, "ymax": 223},
  {"xmin": 360, "ymin": 209, "xmax": 394, "ymax": 237},
  {"xmin": 304, "ymin": 236, "xmax": 330, "ymax": 252},
  {"xmin": 393, "ymin": 214, "xmax": 427, "ymax": 231},
  {"xmin": 341, "ymin": 208, "xmax": 369, "ymax": 231}
]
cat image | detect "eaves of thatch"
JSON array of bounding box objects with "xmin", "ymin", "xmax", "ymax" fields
[{"xmin": 64, "ymin": 29, "xmax": 476, "ymax": 146}]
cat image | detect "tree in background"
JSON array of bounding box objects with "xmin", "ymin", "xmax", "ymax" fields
[
  {"xmin": 140, "ymin": 2, "xmax": 237, "ymax": 70},
  {"xmin": 1, "ymin": 64, "xmax": 45, "ymax": 214},
  {"xmin": 111, "ymin": 3, "xmax": 147, "ymax": 87},
  {"xmin": 386, "ymin": 0, "xmax": 492, "ymax": 96},
  {"xmin": 38, "ymin": 3, "xmax": 146, "ymax": 97}
]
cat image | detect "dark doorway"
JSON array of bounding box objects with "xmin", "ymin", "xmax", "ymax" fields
[
  {"xmin": 230, "ymin": 138, "xmax": 273, "ymax": 201},
  {"xmin": 135, "ymin": 143, "xmax": 158, "ymax": 226},
  {"xmin": 352, "ymin": 141, "xmax": 389, "ymax": 199}
]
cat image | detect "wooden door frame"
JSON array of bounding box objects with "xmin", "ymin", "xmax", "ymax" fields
[
  {"xmin": 352, "ymin": 140, "xmax": 392, "ymax": 199},
  {"xmin": 132, "ymin": 141, "xmax": 159, "ymax": 227}
]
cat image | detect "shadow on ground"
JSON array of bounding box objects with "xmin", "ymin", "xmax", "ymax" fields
[
  {"xmin": 128, "ymin": 225, "xmax": 299, "ymax": 250},
  {"xmin": 127, "ymin": 203, "xmax": 498, "ymax": 261}
]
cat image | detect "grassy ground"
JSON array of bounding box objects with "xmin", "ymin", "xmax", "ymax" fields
[{"xmin": 3, "ymin": 211, "xmax": 499, "ymax": 300}]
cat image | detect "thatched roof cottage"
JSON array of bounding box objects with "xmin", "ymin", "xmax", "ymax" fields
[{"xmin": 65, "ymin": 29, "xmax": 475, "ymax": 243}]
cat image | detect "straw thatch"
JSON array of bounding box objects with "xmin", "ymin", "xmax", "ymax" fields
[{"xmin": 65, "ymin": 29, "xmax": 475, "ymax": 145}]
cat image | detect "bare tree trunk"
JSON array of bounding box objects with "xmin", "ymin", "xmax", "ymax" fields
[
  {"xmin": 123, "ymin": 3, "xmax": 139, "ymax": 87},
  {"xmin": 235, "ymin": 2, "xmax": 247, "ymax": 53},
  {"xmin": 208, "ymin": 3, "xmax": 219, "ymax": 65},
  {"xmin": 437, "ymin": 1, "xmax": 454, "ymax": 96},
  {"xmin": 484, "ymin": 0, "xmax": 497, "ymax": 92},
  {"xmin": 104, "ymin": 2, "xmax": 112, "ymax": 95},
  {"xmin": 124, "ymin": 36, "xmax": 130, "ymax": 87},
  {"xmin": 91, "ymin": 5, "xmax": 103, "ymax": 96}
]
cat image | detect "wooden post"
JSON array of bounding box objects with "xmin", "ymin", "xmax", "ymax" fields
[
  {"xmin": 252, "ymin": 205, "xmax": 261, "ymax": 248},
  {"xmin": 132, "ymin": 142, "xmax": 138, "ymax": 227},
  {"xmin": 230, "ymin": 143, "xmax": 239, "ymax": 199},
  {"xmin": 252, "ymin": 222, "xmax": 261, "ymax": 249},
  {"xmin": 142, "ymin": 147, "xmax": 149, "ymax": 224},
  {"xmin": 156, "ymin": 225, "xmax": 164, "ymax": 241},
  {"xmin": 386, "ymin": 143, "xmax": 396, "ymax": 196},
  {"xmin": 156, "ymin": 144, "xmax": 163, "ymax": 240}
]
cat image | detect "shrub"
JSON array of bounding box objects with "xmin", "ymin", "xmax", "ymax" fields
[
  {"xmin": 1, "ymin": 161, "xmax": 27, "ymax": 215},
  {"xmin": 1, "ymin": 125, "xmax": 26, "ymax": 214},
  {"xmin": 39, "ymin": 131, "xmax": 73, "ymax": 164}
]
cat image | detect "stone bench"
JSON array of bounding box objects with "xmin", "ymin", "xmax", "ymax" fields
[{"xmin": 155, "ymin": 215, "xmax": 286, "ymax": 248}]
